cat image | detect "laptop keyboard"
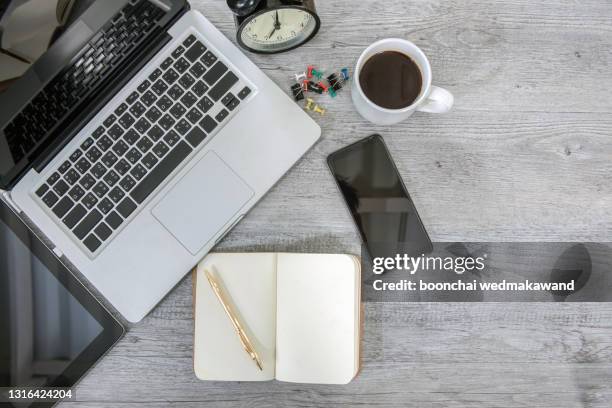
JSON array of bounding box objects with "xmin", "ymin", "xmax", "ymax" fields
[
  {"xmin": 33, "ymin": 34, "xmax": 253, "ymax": 255},
  {"xmin": 4, "ymin": 0, "xmax": 165, "ymax": 164}
]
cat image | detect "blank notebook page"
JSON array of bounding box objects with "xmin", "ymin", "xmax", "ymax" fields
[
  {"xmin": 194, "ymin": 253, "xmax": 277, "ymax": 381},
  {"xmin": 275, "ymin": 253, "xmax": 359, "ymax": 384}
]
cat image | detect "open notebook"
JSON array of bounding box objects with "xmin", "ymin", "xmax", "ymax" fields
[{"xmin": 193, "ymin": 253, "xmax": 361, "ymax": 384}]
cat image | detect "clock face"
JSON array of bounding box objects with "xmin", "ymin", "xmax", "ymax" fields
[{"xmin": 239, "ymin": 7, "xmax": 319, "ymax": 53}]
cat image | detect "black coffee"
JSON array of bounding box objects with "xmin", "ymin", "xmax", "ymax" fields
[{"xmin": 359, "ymin": 51, "xmax": 423, "ymax": 110}]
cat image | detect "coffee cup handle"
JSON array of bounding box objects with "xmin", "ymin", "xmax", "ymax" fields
[{"xmin": 417, "ymin": 86, "xmax": 454, "ymax": 114}]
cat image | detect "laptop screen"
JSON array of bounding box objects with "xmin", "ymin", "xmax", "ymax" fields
[{"xmin": 0, "ymin": 0, "xmax": 95, "ymax": 187}]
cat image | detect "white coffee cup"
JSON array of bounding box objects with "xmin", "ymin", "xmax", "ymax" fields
[{"xmin": 351, "ymin": 38, "xmax": 454, "ymax": 125}]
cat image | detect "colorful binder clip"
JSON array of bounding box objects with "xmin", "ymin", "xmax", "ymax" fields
[
  {"xmin": 327, "ymin": 73, "xmax": 343, "ymax": 92},
  {"xmin": 304, "ymin": 80, "xmax": 324, "ymax": 94},
  {"xmin": 340, "ymin": 68, "xmax": 350, "ymax": 81},
  {"xmin": 291, "ymin": 83, "xmax": 304, "ymax": 101}
]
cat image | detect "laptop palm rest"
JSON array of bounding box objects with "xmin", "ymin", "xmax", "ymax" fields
[{"xmin": 152, "ymin": 151, "xmax": 254, "ymax": 255}]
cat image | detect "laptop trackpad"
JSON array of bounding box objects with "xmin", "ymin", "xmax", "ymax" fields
[{"xmin": 152, "ymin": 151, "xmax": 254, "ymax": 255}]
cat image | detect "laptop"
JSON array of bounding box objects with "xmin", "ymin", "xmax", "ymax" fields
[{"xmin": 0, "ymin": 0, "xmax": 321, "ymax": 322}]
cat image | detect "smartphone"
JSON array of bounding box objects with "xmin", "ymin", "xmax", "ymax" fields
[{"xmin": 327, "ymin": 134, "xmax": 432, "ymax": 260}]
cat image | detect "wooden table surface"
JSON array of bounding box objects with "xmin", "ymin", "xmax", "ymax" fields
[{"xmin": 57, "ymin": 0, "xmax": 612, "ymax": 406}]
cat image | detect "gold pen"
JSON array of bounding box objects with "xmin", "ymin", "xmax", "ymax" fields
[{"xmin": 204, "ymin": 268, "xmax": 263, "ymax": 371}]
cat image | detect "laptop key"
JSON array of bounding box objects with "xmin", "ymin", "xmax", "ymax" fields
[
  {"xmin": 81, "ymin": 137, "xmax": 94, "ymax": 150},
  {"xmin": 36, "ymin": 184, "xmax": 50, "ymax": 197},
  {"xmin": 75, "ymin": 158, "xmax": 92, "ymax": 174},
  {"xmin": 74, "ymin": 209, "xmax": 102, "ymax": 240},
  {"xmin": 190, "ymin": 62, "xmax": 206, "ymax": 79},
  {"xmin": 174, "ymin": 57, "xmax": 190, "ymax": 74},
  {"xmin": 124, "ymin": 129, "xmax": 140, "ymax": 145},
  {"xmin": 93, "ymin": 182, "xmax": 109, "ymax": 198},
  {"xmin": 97, "ymin": 198, "xmax": 114, "ymax": 215},
  {"xmin": 142, "ymin": 153, "xmax": 158, "ymax": 169},
  {"xmin": 86, "ymin": 146, "xmax": 102, "ymax": 162},
  {"xmin": 156, "ymin": 95, "xmax": 173, "ymax": 111},
  {"xmin": 148, "ymin": 68, "xmax": 162, "ymax": 82},
  {"xmin": 192, "ymin": 80, "xmax": 209, "ymax": 97},
  {"xmin": 127, "ymin": 91, "xmax": 139, "ymax": 104},
  {"xmin": 148, "ymin": 125, "xmax": 164, "ymax": 141},
  {"xmin": 63, "ymin": 204, "xmax": 87, "ymax": 229},
  {"xmin": 93, "ymin": 125, "xmax": 105, "ymax": 138},
  {"xmin": 102, "ymin": 152, "xmax": 118, "ymax": 167},
  {"xmin": 162, "ymin": 68, "xmax": 179, "ymax": 84},
  {"xmin": 129, "ymin": 101, "xmax": 146, "ymax": 117},
  {"xmin": 169, "ymin": 103, "xmax": 186, "ymax": 119},
  {"xmin": 119, "ymin": 175, "xmax": 136, "ymax": 192},
  {"xmin": 104, "ymin": 170, "xmax": 120, "ymax": 187},
  {"xmin": 105, "ymin": 211, "xmax": 123, "ymax": 230},
  {"xmin": 186, "ymin": 108, "xmax": 203, "ymax": 124},
  {"xmin": 109, "ymin": 187, "xmax": 125, "ymax": 203},
  {"xmin": 160, "ymin": 57, "xmax": 173, "ymax": 70},
  {"xmin": 137, "ymin": 80, "xmax": 150, "ymax": 93},
  {"xmin": 175, "ymin": 119, "xmax": 191, "ymax": 135},
  {"xmin": 238, "ymin": 86, "xmax": 252, "ymax": 99},
  {"xmin": 137, "ymin": 136, "xmax": 153, "ymax": 153},
  {"xmin": 215, "ymin": 108, "xmax": 229, "ymax": 122},
  {"xmin": 117, "ymin": 197, "xmax": 137, "ymax": 218},
  {"xmin": 179, "ymin": 73, "xmax": 195, "ymax": 89},
  {"xmin": 145, "ymin": 107, "xmax": 162, "ymax": 123},
  {"xmin": 203, "ymin": 61, "xmax": 227, "ymax": 85},
  {"xmin": 201, "ymin": 50, "xmax": 217, "ymax": 67},
  {"xmin": 209, "ymin": 72, "xmax": 238, "ymax": 101},
  {"xmin": 183, "ymin": 34, "xmax": 196, "ymax": 47},
  {"xmin": 227, "ymin": 97, "xmax": 240, "ymax": 111},
  {"xmin": 97, "ymin": 135, "xmax": 113, "ymax": 152},
  {"xmin": 152, "ymin": 80, "xmax": 168, "ymax": 96},
  {"xmin": 159, "ymin": 114, "xmax": 176, "ymax": 131},
  {"xmin": 83, "ymin": 234, "xmax": 102, "ymax": 252},
  {"xmin": 69, "ymin": 149, "xmax": 83, "ymax": 162},
  {"xmin": 53, "ymin": 180, "xmax": 69, "ymax": 196},
  {"xmin": 152, "ymin": 141, "xmax": 169, "ymax": 158},
  {"xmin": 79, "ymin": 173, "xmax": 96, "ymax": 189},
  {"xmin": 115, "ymin": 103, "xmax": 128, "ymax": 116},
  {"xmin": 141, "ymin": 90, "xmax": 157, "ymax": 107},
  {"xmin": 65, "ymin": 169, "xmax": 80, "ymax": 185},
  {"xmin": 112, "ymin": 140, "xmax": 129, "ymax": 156},
  {"xmin": 181, "ymin": 92, "xmax": 197, "ymax": 108},
  {"xmin": 167, "ymin": 84, "xmax": 184, "ymax": 99},
  {"xmin": 185, "ymin": 41, "xmax": 206, "ymax": 62},
  {"xmin": 186, "ymin": 127, "xmax": 206, "ymax": 148},
  {"xmin": 69, "ymin": 185, "xmax": 85, "ymax": 201},
  {"xmin": 52, "ymin": 196, "xmax": 74, "ymax": 218},
  {"xmin": 197, "ymin": 96, "xmax": 214, "ymax": 113},
  {"xmin": 47, "ymin": 172, "xmax": 60, "ymax": 185},
  {"xmin": 82, "ymin": 193, "xmax": 98, "ymax": 210},
  {"xmin": 199, "ymin": 115, "xmax": 217, "ymax": 133},
  {"xmin": 115, "ymin": 159, "xmax": 131, "ymax": 176},
  {"xmin": 163, "ymin": 130, "xmax": 180, "ymax": 147},
  {"xmin": 171, "ymin": 45, "xmax": 185, "ymax": 59},
  {"xmin": 131, "ymin": 141, "xmax": 192, "ymax": 204},
  {"xmin": 135, "ymin": 118, "xmax": 152, "ymax": 133},
  {"xmin": 42, "ymin": 191, "xmax": 59, "ymax": 208},
  {"xmin": 95, "ymin": 222, "xmax": 112, "ymax": 241},
  {"xmin": 91, "ymin": 163, "xmax": 107, "ymax": 179},
  {"xmin": 130, "ymin": 164, "xmax": 147, "ymax": 180},
  {"xmin": 59, "ymin": 160, "xmax": 71, "ymax": 173}
]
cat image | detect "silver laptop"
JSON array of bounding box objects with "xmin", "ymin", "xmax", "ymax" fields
[{"xmin": 0, "ymin": 0, "xmax": 320, "ymax": 322}]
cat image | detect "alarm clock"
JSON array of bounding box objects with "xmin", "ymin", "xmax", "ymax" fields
[{"xmin": 227, "ymin": 0, "xmax": 321, "ymax": 54}]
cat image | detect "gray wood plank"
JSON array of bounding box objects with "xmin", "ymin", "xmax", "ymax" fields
[{"xmin": 44, "ymin": 0, "xmax": 612, "ymax": 406}]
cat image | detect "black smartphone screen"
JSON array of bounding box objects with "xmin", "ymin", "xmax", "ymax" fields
[{"xmin": 327, "ymin": 134, "xmax": 432, "ymax": 259}]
